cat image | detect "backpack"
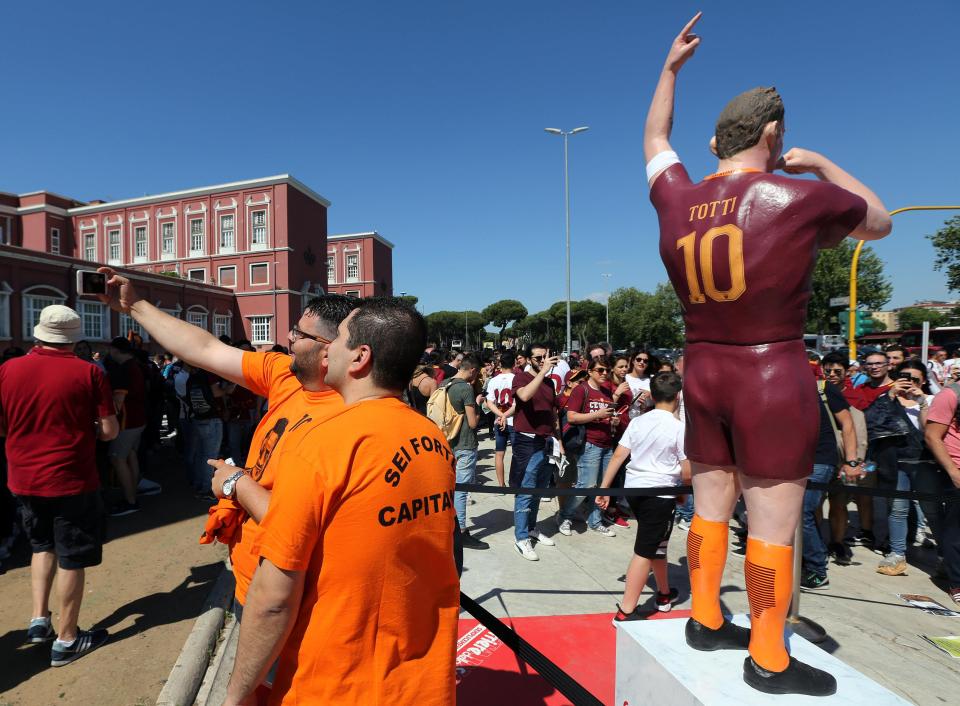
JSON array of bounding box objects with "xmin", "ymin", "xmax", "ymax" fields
[{"xmin": 427, "ymin": 379, "xmax": 468, "ymax": 441}]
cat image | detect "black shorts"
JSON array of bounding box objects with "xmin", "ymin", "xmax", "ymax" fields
[
  {"xmin": 625, "ymin": 495, "xmax": 675, "ymax": 559},
  {"xmin": 16, "ymin": 492, "xmax": 105, "ymax": 569}
]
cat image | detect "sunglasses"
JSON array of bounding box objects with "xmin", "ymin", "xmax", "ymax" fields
[
  {"xmin": 823, "ymin": 368, "xmax": 845, "ymax": 376},
  {"xmin": 905, "ymin": 376, "xmax": 923, "ymax": 383},
  {"xmin": 634, "ymin": 357, "xmax": 649, "ymax": 363},
  {"xmin": 593, "ymin": 367, "xmax": 609, "ymax": 374},
  {"xmin": 290, "ymin": 326, "xmax": 332, "ymax": 344},
  {"xmin": 531, "ymin": 355, "xmax": 545, "ymax": 362}
]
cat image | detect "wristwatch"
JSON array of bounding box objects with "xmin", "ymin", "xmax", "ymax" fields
[
  {"xmin": 222, "ymin": 469, "xmax": 247, "ymax": 499},
  {"xmin": 845, "ymin": 460, "xmax": 861, "ymax": 468}
]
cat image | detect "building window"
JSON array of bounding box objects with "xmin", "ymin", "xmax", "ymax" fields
[
  {"xmin": 83, "ymin": 232, "xmax": 96, "ymax": 261},
  {"xmin": 77, "ymin": 301, "xmax": 109, "ymax": 340},
  {"xmin": 346, "ymin": 253, "xmax": 359, "ymax": 281},
  {"xmin": 187, "ymin": 308, "xmax": 208, "ymax": 330},
  {"xmin": 0, "ymin": 282, "xmax": 11, "ymax": 339},
  {"xmin": 251, "ymin": 210, "xmax": 267, "ymax": 247},
  {"xmin": 218, "ymin": 266, "xmax": 237, "ymax": 288},
  {"xmin": 249, "ymin": 315, "xmax": 272, "ymax": 344},
  {"xmin": 0, "ymin": 222, "xmax": 6, "ymax": 245},
  {"xmin": 327, "ymin": 255, "xmax": 336, "ymax": 283},
  {"xmin": 134, "ymin": 225, "xmax": 147, "ymax": 260},
  {"xmin": 161, "ymin": 222, "xmax": 175, "ymax": 257},
  {"xmin": 187, "ymin": 268, "xmax": 206, "ymax": 282},
  {"xmin": 220, "ymin": 214, "xmax": 235, "ymax": 251},
  {"xmin": 119, "ymin": 313, "xmax": 149, "ymax": 341},
  {"xmin": 249, "ymin": 263, "xmax": 269, "ymax": 286},
  {"xmin": 214, "ymin": 314, "xmax": 232, "ymax": 339},
  {"xmin": 108, "ymin": 229, "xmax": 121, "ymax": 263},
  {"xmin": 22, "ymin": 287, "xmax": 67, "ymax": 340},
  {"xmin": 50, "ymin": 228, "xmax": 61, "ymax": 255},
  {"xmin": 190, "ymin": 218, "xmax": 205, "ymax": 254},
  {"xmin": 345, "ymin": 290, "xmax": 360, "ymax": 298}
]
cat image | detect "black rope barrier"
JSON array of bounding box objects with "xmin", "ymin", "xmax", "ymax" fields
[
  {"xmin": 459, "ymin": 592, "xmax": 604, "ymax": 706},
  {"xmin": 455, "ymin": 481, "xmax": 960, "ymax": 504}
]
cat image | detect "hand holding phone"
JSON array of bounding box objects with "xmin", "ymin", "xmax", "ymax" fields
[{"xmin": 76, "ymin": 270, "xmax": 107, "ymax": 296}]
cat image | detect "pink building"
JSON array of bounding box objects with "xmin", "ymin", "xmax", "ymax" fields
[
  {"xmin": 0, "ymin": 175, "xmax": 393, "ymax": 352},
  {"xmin": 325, "ymin": 232, "xmax": 395, "ymax": 298}
]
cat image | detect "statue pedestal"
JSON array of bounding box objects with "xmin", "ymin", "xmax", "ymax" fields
[{"xmin": 614, "ymin": 614, "xmax": 910, "ymax": 705}]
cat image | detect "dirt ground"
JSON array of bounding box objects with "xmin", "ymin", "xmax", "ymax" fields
[{"xmin": 0, "ymin": 440, "xmax": 228, "ymax": 706}]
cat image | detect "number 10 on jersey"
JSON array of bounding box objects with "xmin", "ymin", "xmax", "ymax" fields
[{"xmin": 676, "ymin": 224, "xmax": 746, "ymax": 304}]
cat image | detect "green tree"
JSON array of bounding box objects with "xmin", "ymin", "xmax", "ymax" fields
[
  {"xmin": 397, "ymin": 295, "xmax": 419, "ymax": 309},
  {"xmin": 424, "ymin": 311, "xmax": 461, "ymax": 347},
  {"xmin": 807, "ymin": 241, "xmax": 892, "ymax": 333},
  {"xmin": 897, "ymin": 307, "xmax": 947, "ymax": 330},
  {"xmin": 929, "ymin": 215, "xmax": 960, "ymax": 292},
  {"xmin": 546, "ymin": 300, "xmax": 606, "ymax": 352},
  {"xmin": 482, "ymin": 299, "xmax": 528, "ymax": 341},
  {"xmin": 608, "ymin": 284, "xmax": 684, "ymax": 349}
]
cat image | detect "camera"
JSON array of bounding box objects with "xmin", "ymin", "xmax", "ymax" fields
[
  {"xmin": 76, "ymin": 270, "xmax": 107, "ymax": 296},
  {"xmin": 896, "ymin": 372, "xmax": 913, "ymax": 382}
]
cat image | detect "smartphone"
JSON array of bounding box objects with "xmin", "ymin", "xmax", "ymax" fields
[
  {"xmin": 897, "ymin": 372, "xmax": 913, "ymax": 382},
  {"xmin": 76, "ymin": 269, "xmax": 107, "ymax": 296}
]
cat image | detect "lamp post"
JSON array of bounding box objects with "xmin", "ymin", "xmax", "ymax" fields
[
  {"xmin": 601, "ymin": 273, "xmax": 612, "ymax": 344},
  {"xmin": 848, "ymin": 205, "xmax": 960, "ymax": 360},
  {"xmin": 545, "ymin": 126, "xmax": 589, "ymax": 355},
  {"xmin": 464, "ymin": 310, "xmax": 468, "ymax": 350}
]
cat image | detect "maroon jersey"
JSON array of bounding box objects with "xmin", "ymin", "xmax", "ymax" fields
[{"xmin": 651, "ymin": 164, "xmax": 866, "ymax": 345}]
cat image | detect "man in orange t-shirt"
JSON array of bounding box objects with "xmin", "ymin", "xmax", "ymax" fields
[
  {"xmin": 225, "ymin": 299, "xmax": 459, "ymax": 706},
  {"xmin": 98, "ymin": 267, "xmax": 359, "ymax": 609}
]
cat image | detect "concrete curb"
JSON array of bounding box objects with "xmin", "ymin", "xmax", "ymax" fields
[
  {"xmin": 156, "ymin": 562, "xmax": 235, "ymax": 706},
  {"xmin": 193, "ymin": 611, "xmax": 238, "ymax": 706}
]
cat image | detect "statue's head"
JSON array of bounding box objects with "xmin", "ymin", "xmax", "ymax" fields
[{"xmin": 710, "ymin": 86, "xmax": 784, "ymax": 169}]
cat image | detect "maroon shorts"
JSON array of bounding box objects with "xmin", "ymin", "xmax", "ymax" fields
[{"xmin": 682, "ymin": 339, "xmax": 818, "ymax": 480}]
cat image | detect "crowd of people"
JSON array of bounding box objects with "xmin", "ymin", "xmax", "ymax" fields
[{"xmin": 413, "ymin": 339, "xmax": 960, "ymax": 613}]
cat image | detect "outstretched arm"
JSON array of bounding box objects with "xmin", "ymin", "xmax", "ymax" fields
[
  {"xmin": 779, "ymin": 149, "xmax": 893, "ymax": 240},
  {"xmin": 644, "ymin": 12, "xmax": 702, "ymax": 172}
]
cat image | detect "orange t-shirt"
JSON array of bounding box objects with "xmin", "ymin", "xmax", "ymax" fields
[
  {"xmin": 231, "ymin": 351, "xmax": 344, "ymax": 605},
  {"xmin": 255, "ymin": 397, "xmax": 459, "ymax": 706}
]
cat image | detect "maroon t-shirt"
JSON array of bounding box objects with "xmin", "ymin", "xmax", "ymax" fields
[
  {"xmin": 511, "ymin": 371, "xmax": 558, "ymax": 437},
  {"xmin": 0, "ymin": 347, "xmax": 114, "ymax": 496},
  {"xmin": 566, "ymin": 382, "xmax": 615, "ymax": 448},
  {"xmin": 651, "ymin": 164, "xmax": 867, "ymax": 345},
  {"xmin": 107, "ymin": 357, "xmax": 147, "ymax": 429}
]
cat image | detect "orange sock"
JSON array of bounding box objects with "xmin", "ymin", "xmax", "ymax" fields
[
  {"xmin": 687, "ymin": 515, "xmax": 728, "ymax": 630},
  {"xmin": 745, "ymin": 537, "xmax": 793, "ymax": 672}
]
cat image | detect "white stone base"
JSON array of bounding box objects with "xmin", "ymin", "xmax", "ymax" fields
[{"xmin": 614, "ymin": 615, "xmax": 910, "ymax": 705}]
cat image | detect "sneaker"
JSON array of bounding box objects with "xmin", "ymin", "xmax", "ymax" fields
[
  {"xmin": 27, "ymin": 616, "xmax": 54, "ymax": 643},
  {"xmin": 613, "ymin": 603, "xmax": 649, "ymax": 623},
  {"xmin": 876, "ymin": 552, "xmax": 907, "ymax": 576},
  {"xmin": 685, "ymin": 618, "xmax": 751, "ymax": 651},
  {"xmin": 529, "ymin": 529, "xmax": 555, "ymax": 547},
  {"xmin": 606, "ymin": 511, "xmax": 629, "ymax": 528},
  {"xmin": 655, "ymin": 587, "xmax": 680, "ymax": 613},
  {"xmin": 676, "ymin": 518, "xmax": 692, "ymax": 532},
  {"xmin": 845, "ymin": 529, "xmax": 875, "ymax": 548},
  {"xmin": 590, "ymin": 524, "xmax": 616, "ymax": 538},
  {"xmin": 557, "ymin": 519, "xmax": 573, "ymax": 537},
  {"xmin": 108, "ymin": 501, "xmax": 140, "ymax": 517},
  {"xmin": 874, "ymin": 540, "xmax": 891, "ymax": 556},
  {"xmin": 460, "ymin": 530, "xmax": 489, "ymax": 550},
  {"xmin": 800, "ymin": 572, "xmax": 829, "ymax": 590},
  {"xmin": 50, "ymin": 628, "xmax": 109, "ymax": 667},
  {"xmin": 743, "ymin": 656, "xmax": 837, "ymax": 696},
  {"xmin": 948, "ymin": 586, "xmax": 960, "ymax": 605},
  {"xmin": 136, "ymin": 477, "xmax": 162, "ymax": 496},
  {"xmin": 515, "ymin": 538, "xmax": 539, "ymax": 561},
  {"xmin": 828, "ymin": 541, "xmax": 853, "ymax": 566},
  {"xmin": 539, "ymin": 495, "xmax": 554, "ymax": 503}
]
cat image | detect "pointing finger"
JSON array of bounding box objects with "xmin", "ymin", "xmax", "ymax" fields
[{"xmin": 680, "ymin": 11, "xmax": 703, "ymax": 37}]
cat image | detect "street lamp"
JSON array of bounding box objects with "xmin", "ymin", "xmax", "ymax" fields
[
  {"xmin": 601, "ymin": 273, "xmax": 613, "ymax": 343},
  {"xmin": 545, "ymin": 126, "xmax": 589, "ymax": 354}
]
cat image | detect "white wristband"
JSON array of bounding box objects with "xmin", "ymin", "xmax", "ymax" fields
[{"xmin": 646, "ymin": 150, "xmax": 680, "ymax": 183}]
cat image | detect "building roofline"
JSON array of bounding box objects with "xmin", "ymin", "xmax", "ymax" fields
[
  {"xmin": 18, "ymin": 190, "xmax": 87, "ymax": 205},
  {"xmin": 328, "ymin": 231, "xmax": 395, "ymax": 249},
  {"xmin": 68, "ymin": 174, "xmax": 331, "ymax": 215}
]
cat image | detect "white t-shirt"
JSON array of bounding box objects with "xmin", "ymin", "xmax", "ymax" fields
[
  {"xmin": 619, "ymin": 410, "xmax": 686, "ymax": 497},
  {"xmin": 485, "ymin": 372, "xmax": 516, "ymax": 427},
  {"xmin": 902, "ymin": 395, "xmax": 934, "ymax": 430},
  {"xmin": 625, "ymin": 374, "xmax": 651, "ymax": 418}
]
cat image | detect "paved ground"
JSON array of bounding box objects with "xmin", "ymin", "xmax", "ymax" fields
[
  {"xmin": 0, "ymin": 440, "xmax": 227, "ymax": 706},
  {"xmin": 460, "ymin": 434, "xmax": 960, "ymax": 706}
]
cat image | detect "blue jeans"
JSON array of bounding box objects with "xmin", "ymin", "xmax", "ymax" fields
[
  {"xmin": 512, "ymin": 435, "xmax": 551, "ymax": 541},
  {"xmin": 801, "ymin": 463, "xmax": 836, "ymax": 577},
  {"xmin": 560, "ymin": 442, "xmax": 610, "ymax": 529},
  {"xmin": 191, "ymin": 418, "xmax": 223, "ymax": 493},
  {"xmin": 454, "ymin": 449, "xmax": 478, "ymax": 530}
]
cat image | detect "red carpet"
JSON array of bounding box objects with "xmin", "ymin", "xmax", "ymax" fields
[{"xmin": 456, "ymin": 609, "xmax": 691, "ymax": 706}]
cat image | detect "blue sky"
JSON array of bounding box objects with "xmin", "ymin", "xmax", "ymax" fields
[{"xmin": 3, "ymin": 1, "xmax": 959, "ymax": 316}]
